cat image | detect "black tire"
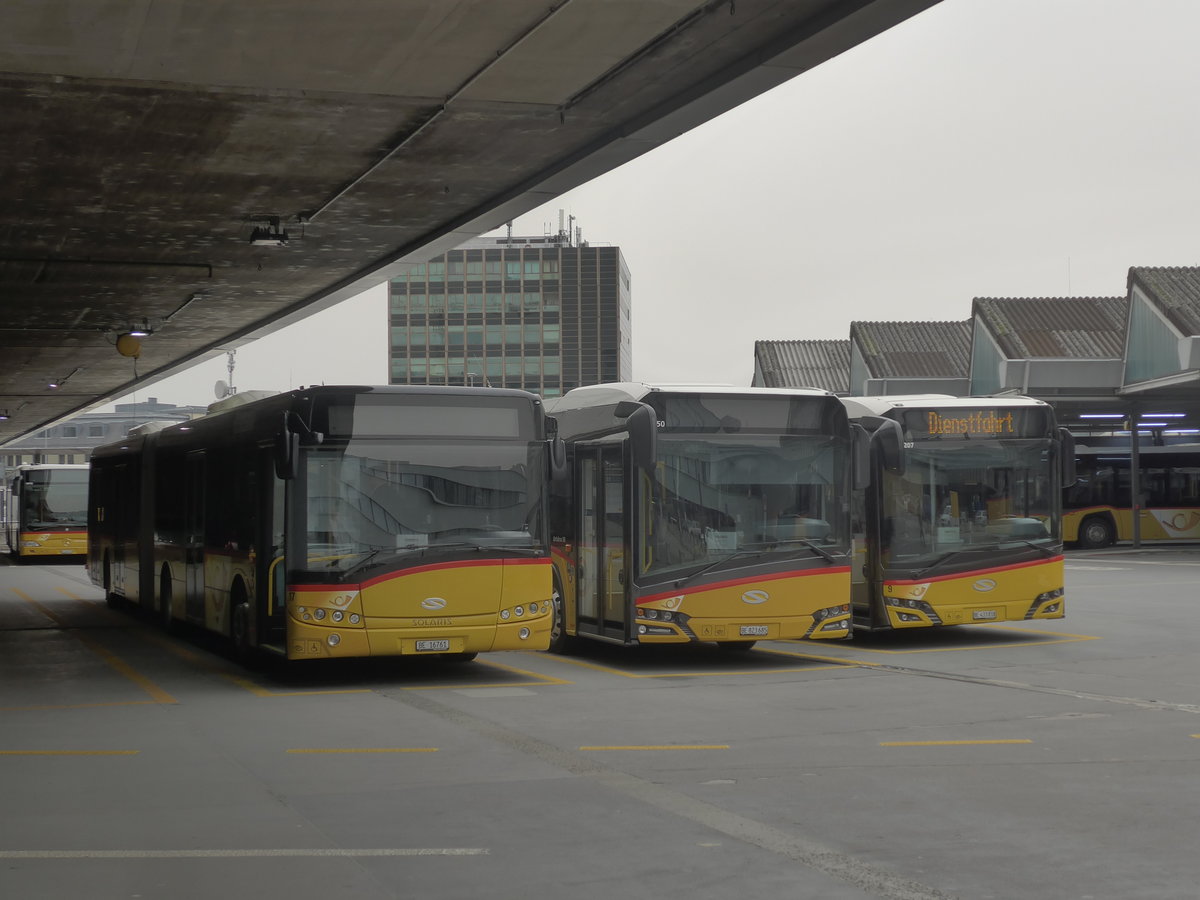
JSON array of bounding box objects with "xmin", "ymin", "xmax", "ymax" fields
[
  {"xmin": 1077, "ymin": 515, "xmax": 1114, "ymax": 550},
  {"xmin": 159, "ymin": 569, "xmax": 177, "ymax": 633},
  {"xmin": 716, "ymin": 641, "xmax": 757, "ymax": 652},
  {"xmin": 229, "ymin": 581, "xmax": 256, "ymax": 666},
  {"xmin": 103, "ymin": 555, "xmax": 121, "ymax": 609},
  {"xmin": 546, "ymin": 572, "xmax": 575, "ymax": 655}
]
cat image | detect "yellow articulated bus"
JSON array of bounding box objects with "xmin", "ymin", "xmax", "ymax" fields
[
  {"xmin": 544, "ymin": 383, "xmax": 854, "ymax": 652},
  {"xmin": 5, "ymin": 464, "xmax": 89, "ymax": 560},
  {"xmin": 841, "ymin": 395, "xmax": 1075, "ymax": 631},
  {"xmin": 1064, "ymin": 443, "xmax": 1200, "ymax": 548},
  {"xmin": 88, "ymin": 385, "xmax": 563, "ymax": 663}
]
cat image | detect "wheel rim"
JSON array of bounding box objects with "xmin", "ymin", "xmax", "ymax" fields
[{"xmin": 550, "ymin": 589, "xmax": 564, "ymax": 643}]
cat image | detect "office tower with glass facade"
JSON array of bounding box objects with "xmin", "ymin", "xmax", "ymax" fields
[{"xmin": 388, "ymin": 228, "xmax": 631, "ymax": 398}]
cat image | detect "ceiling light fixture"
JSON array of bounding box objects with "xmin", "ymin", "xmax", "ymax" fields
[{"xmin": 249, "ymin": 216, "xmax": 289, "ymax": 247}]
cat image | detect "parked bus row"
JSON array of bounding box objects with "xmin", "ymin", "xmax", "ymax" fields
[
  {"xmin": 4, "ymin": 463, "xmax": 89, "ymax": 560},
  {"xmin": 77, "ymin": 384, "xmax": 1077, "ymax": 664}
]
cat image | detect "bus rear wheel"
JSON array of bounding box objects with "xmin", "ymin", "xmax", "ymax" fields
[
  {"xmin": 1078, "ymin": 515, "xmax": 1114, "ymax": 549},
  {"xmin": 159, "ymin": 570, "xmax": 177, "ymax": 633}
]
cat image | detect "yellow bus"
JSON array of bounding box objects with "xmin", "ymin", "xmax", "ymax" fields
[
  {"xmin": 1065, "ymin": 443, "xmax": 1200, "ymax": 547},
  {"xmin": 88, "ymin": 386, "xmax": 562, "ymax": 662},
  {"xmin": 841, "ymin": 395, "xmax": 1074, "ymax": 630},
  {"xmin": 5, "ymin": 464, "xmax": 89, "ymax": 560},
  {"xmin": 544, "ymin": 384, "xmax": 854, "ymax": 652}
]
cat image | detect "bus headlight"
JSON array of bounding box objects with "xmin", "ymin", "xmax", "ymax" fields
[
  {"xmin": 519, "ymin": 627, "xmax": 530, "ymax": 640},
  {"xmin": 332, "ymin": 610, "xmax": 344, "ymax": 623},
  {"xmin": 349, "ymin": 614, "xmax": 361, "ymax": 625},
  {"xmin": 313, "ymin": 608, "xmax": 326, "ymax": 621},
  {"xmin": 327, "ymin": 634, "xmax": 341, "ymax": 647},
  {"xmin": 500, "ymin": 609, "xmax": 510, "ymax": 620}
]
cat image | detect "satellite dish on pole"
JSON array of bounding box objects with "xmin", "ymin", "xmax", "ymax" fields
[{"xmin": 214, "ymin": 379, "xmax": 231, "ymax": 399}]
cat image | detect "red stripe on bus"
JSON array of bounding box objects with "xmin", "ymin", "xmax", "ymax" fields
[
  {"xmin": 289, "ymin": 557, "xmax": 551, "ymax": 592},
  {"xmin": 884, "ymin": 555, "xmax": 1064, "ymax": 587},
  {"xmin": 637, "ymin": 566, "xmax": 851, "ymax": 605}
]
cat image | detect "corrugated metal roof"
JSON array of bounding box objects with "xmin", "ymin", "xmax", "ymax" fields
[
  {"xmin": 754, "ymin": 340, "xmax": 850, "ymax": 393},
  {"xmin": 1128, "ymin": 267, "xmax": 1200, "ymax": 336},
  {"xmin": 971, "ymin": 297, "xmax": 1127, "ymax": 359},
  {"xmin": 849, "ymin": 320, "xmax": 972, "ymax": 378}
]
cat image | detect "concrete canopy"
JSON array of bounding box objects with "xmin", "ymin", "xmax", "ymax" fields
[{"xmin": 0, "ymin": 0, "xmax": 940, "ymax": 444}]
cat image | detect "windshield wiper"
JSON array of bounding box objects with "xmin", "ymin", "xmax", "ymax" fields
[
  {"xmin": 906, "ymin": 546, "xmax": 996, "ymax": 580},
  {"xmin": 1000, "ymin": 538, "xmax": 1060, "ymax": 559},
  {"xmin": 673, "ymin": 547, "xmax": 768, "ymax": 589},
  {"xmin": 761, "ymin": 537, "xmax": 844, "ymax": 565}
]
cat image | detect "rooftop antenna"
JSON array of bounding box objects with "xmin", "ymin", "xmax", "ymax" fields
[
  {"xmin": 506, "ymin": 221, "xmax": 513, "ymax": 242},
  {"xmin": 215, "ymin": 349, "xmax": 238, "ymax": 399}
]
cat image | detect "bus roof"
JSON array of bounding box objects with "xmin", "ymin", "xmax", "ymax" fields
[
  {"xmin": 839, "ymin": 394, "xmax": 1051, "ymax": 419},
  {"xmin": 548, "ymin": 382, "xmax": 835, "ymax": 412},
  {"xmin": 13, "ymin": 463, "xmax": 90, "ymax": 473}
]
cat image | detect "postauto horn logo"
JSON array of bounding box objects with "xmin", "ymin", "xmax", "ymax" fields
[
  {"xmin": 972, "ymin": 579, "xmax": 997, "ymax": 593},
  {"xmin": 742, "ymin": 589, "xmax": 769, "ymax": 605},
  {"xmin": 421, "ymin": 597, "xmax": 448, "ymax": 610}
]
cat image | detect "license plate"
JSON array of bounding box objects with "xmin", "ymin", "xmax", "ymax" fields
[
  {"xmin": 415, "ymin": 639, "xmax": 451, "ymax": 652},
  {"xmin": 972, "ymin": 610, "xmax": 997, "ymax": 621},
  {"xmin": 739, "ymin": 625, "xmax": 769, "ymax": 636}
]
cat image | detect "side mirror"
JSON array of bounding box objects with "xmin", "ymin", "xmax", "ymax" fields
[
  {"xmin": 850, "ymin": 423, "xmax": 871, "ymax": 491},
  {"xmin": 274, "ymin": 415, "xmax": 300, "ymax": 480},
  {"xmin": 870, "ymin": 418, "xmax": 905, "ymax": 476},
  {"xmin": 1058, "ymin": 426, "xmax": 1077, "ymax": 488},
  {"xmin": 615, "ymin": 401, "xmax": 656, "ymax": 467}
]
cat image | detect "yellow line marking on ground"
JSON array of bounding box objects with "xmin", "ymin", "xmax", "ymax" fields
[
  {"xmin": 0, "ymin": 848, "xmax": 488, "ymax": 859},
  {"xmin": 880, "ymin": 739, "xmax": 1033, "ymax": 747},
  {"xmin": 286, "ymin": 748, "xmax": 438, "ymax": 754},
  {"xmin": 475, "ymin": 657, "xmax": 574, "ymax": 685},
  {"xmin": 542, "ymin": 647, "xmax": 857, "ymax": 679},
  {"xmin": 12, "ymin": 589, "xmax": 177, "ymax": 704},
  {"xmin": 0, "ymin": 750, "xmax": 138, "ymax": 756},
  {"xmin": 396, "ymin": 657, "xmax": 572, "ymax": 691},
  {"xmin": 764, "ymin": 646, "xmax": 882, "ymax": 668},
  {"xmin": 0, "ymin": 701, "xmax": 160, "ymax": 712},
  {"xmin": 843, "ymin": 628, "xmax": 1101, "ymax": 655},
  {"xmin": 579, "ymin": 745, "xmax": 730, "ymax": 751}
]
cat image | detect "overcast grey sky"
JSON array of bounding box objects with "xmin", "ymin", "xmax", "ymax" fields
[{"xmin": 112, "ymin": 0, "xmax": 1200, "ymax": 408}]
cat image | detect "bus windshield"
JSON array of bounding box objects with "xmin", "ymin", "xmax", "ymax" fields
[
  {"xmin": 882, "ymin": 439, "xmax": 1059, "ymax": 565},
  {"xmin": 646, "ymin": 434, "xmax": 849, "ymax": 578},
  {"xmin": 303, "ymin": 439, "xmax": 546, "ymax": 570},
  {"xmin": 23, "ymin": 469, "xmax": 89, "ymax": 530}
]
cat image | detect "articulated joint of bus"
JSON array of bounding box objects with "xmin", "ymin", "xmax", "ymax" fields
[
  {"xmin": 1023, "ymin": 587, "xmax": 1065, "ymax": 620},
  {"xmin": 882, "ymin": 595, "xmax": 944, "ymax": 628}
]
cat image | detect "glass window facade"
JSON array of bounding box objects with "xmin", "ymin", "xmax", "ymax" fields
[{"xmin": 388, "ymin": 241, "xmax": 631, "ymax": 398}]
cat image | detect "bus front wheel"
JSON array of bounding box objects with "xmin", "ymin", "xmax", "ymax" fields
[
  {"xmin": 1078, "ymin": 516, "xmax": 1114, "ymax": 550},
  {"xmin": 547, "ymin": 574, "xmax": 575, "ymax": 655}
]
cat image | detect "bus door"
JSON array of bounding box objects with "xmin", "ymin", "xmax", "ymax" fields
[
  {"xmin": 258, "ymin": 447, "xmax": 288, "ymax": 647},
  {"xmin": 576, "ymin": 442, "xmax": 630, "ymax": 642},
  {"xmin": 184, "ymin": 451, "xmax": 206, "ymax": 622}
]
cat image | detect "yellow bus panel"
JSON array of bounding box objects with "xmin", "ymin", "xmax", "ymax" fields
[
  {"xmin": 285, "ymin": 558, "xmax": 552, "ymax": 659},
  {"xmin": 882, "ymin": 556, "xmax": 1064, "ymax": 628}
]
